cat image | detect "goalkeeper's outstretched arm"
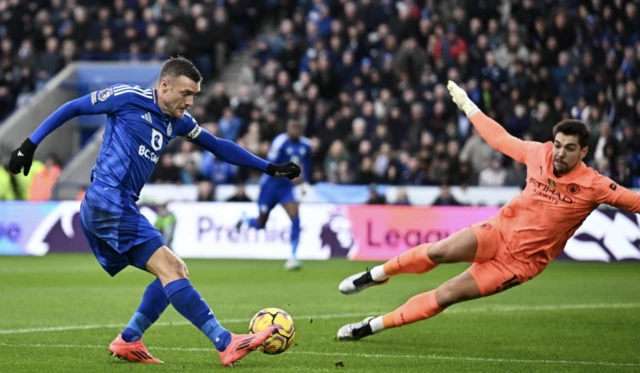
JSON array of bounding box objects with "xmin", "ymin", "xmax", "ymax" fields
[{"xmin": 447, "ymin": 80, "xmax": 532, "ymax": 164}]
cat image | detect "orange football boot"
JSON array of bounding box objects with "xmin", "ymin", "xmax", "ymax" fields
[
  {"xmin": 109, "ymin": 334, "xmax": 163, "ymax": 364},
  {"xmin": 217, "ymin": 326, "xmax": 279, "ymax": 367}
]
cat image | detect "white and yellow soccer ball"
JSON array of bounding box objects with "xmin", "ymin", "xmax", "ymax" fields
[{"xmin": 248, "ymin": 308, "xmax": 296, "ymax": 354}]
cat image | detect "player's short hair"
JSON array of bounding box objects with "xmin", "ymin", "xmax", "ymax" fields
[
  {"xmin": 160, "ymin": 56, "xmax": 202, "ymax": 84},
  {"xmin": 552, "ymin": 119, "xmax": 590, "ymax": 148}
]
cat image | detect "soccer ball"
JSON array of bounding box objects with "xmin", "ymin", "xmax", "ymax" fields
[{"xmin": 248, "ymin": 308, "xmax": 296, "ymax": 355}]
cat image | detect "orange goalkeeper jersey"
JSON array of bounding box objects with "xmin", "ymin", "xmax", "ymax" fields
[{"xmin": 469, "ymin": 112, "xmax": 640, "ymax": 265}]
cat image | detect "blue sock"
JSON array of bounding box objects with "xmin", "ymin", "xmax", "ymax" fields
[
  {"xmin": 121, "ymin": 278, "xmax": 169, "ymax": 342},
  {"xmin": 291, "ymin": 217, "xmax": 300, "ymax": 257},
  {"xmin": 247, "ymin": 217, "xmax": 265, "ymax": 229},
  {"xmin": 164, "ymin": 279, "xmax": 231, "ymax": 351}
]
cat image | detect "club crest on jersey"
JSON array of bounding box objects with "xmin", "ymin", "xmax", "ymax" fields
[
  {"xmin": 151, "ymin": 128, "xmax": 163, "ymax": 151},
  {"xmin": 567, "ymin": 183, "xmax": 581, "ymax": 195},
  {"xmin": 97, "ymin": 87, "xmax": 113, "ymax": 102},
  {"xmin": 167, "ymin": 122, "xmax": 172, "ymax": 136}
]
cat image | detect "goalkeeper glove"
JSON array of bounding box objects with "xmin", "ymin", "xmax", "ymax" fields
[{"xmin": 447, "ymin": 80, "xmax": 480, "ymax": 117}]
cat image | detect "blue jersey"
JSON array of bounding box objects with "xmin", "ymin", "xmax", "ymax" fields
[
  {"xmin": 30, "ymin": 82, "xmax": 270, "ymax": 276},
  {"xmin": 88, "ymin": 84, "xmax": 202, "ymax": 198},
  {"xmin": 259, "ymin": 133, "xmax": 312, "ymax": 188}
]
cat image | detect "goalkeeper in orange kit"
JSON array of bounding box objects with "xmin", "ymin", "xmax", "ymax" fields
[{"xmin": 336, "ymin": 81, "xmax": 640, "ymax": 341}]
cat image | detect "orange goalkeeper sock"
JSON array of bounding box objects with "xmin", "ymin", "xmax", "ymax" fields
[
  {"xmin": 377, "ymin": 290, "xmax": 445, "ymax": 330},
  {"xmin": 382, "ymin": 244, "xmax": 438, "ymax": 277}
]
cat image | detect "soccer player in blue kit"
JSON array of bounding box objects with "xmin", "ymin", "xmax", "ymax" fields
[
  {"xmin": 236, "ymin": 120, "xmax": 312, "ymax": 271},
  {"xmin": 7, "ymin": 57, "xmax": 301, "ymax": 366}
]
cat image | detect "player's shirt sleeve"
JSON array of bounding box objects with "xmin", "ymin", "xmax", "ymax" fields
[
  {"xmin": 592, "ymin": 174, "xmax": 640, "ymax": 213},
  {"xmin": 188, "ymin": 125, "xmax": 268, "ymax": 172},
  {"xmin": 468, "ymin": 111, "xmax": 542, "ymax": 164},
  {"xmin": 175, "ymin": 113, "xmax": 267, "ymax": 171},
  {"xmin": 29, "ymin": 85, "xmax": 122, "ymax": 145},
  {"xmin": 177, "ymin": 111, "xmax": 202, "ymax": 141}
]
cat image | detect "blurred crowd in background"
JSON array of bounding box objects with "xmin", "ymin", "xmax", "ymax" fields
[{"xmin": 1, "ymin": 0, "xmax": 640, "ymax": 202}]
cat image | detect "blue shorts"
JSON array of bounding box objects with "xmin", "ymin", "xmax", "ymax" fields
[
  {"xmin": 80, "ymin": 181, "xmax": 164, "ymax": 277},
  {"xmin": 257, "ymin": 182, "xmax": 296, "ymax": 215}
]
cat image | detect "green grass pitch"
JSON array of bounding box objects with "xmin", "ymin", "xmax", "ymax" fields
[{"xmin": 0, "ymin": 254, "xmax": 638, "ymax": 372}]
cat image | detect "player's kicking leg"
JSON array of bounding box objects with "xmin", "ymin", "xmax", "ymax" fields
[
  {"xmin": 282, "ymin": 198, "xmax": 301, "ymax": 271},
  {"xmin": 145, "ymin": 246, "xmax": 278, "ymax": 366}
]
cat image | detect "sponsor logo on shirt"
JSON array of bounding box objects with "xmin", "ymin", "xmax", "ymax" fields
[
  {"xmin": 138, "ymin": 145, "xmax": 160, "ymax": 164},
  {"xmin": 138, "ymin": 129, "xmax": 163, "ymax": 164},
  {"xmin": 529, "ymin": 178, "xmax": 573, "ymax": 204}
]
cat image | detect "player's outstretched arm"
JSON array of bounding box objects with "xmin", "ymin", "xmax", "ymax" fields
[
  {"xmin": 190, "ymin": 128, "xmax": 301, "ymax": 180},
  {"xmin": 8, "ymin": 92, "xmax": 115, "ymax": 176},
  {"xmin": 447, "ymin": 80, "xmax": 530, "ymax": 164},
  {"xmin": 593, "ymin": 176, "xmax": 640, "ymax": 213}
]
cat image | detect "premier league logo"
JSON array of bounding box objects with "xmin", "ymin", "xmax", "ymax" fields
[{"xmin": 319, "ymin": 208, "xmax": 355, "ymax": 258}]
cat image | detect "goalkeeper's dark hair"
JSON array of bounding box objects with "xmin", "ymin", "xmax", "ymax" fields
[
  {"xmin": 553, "ymin": 119, "xmax": 590, "ymax": 148},
  {"xmin": 160, "ymin": 56, "xmax": 202, "ymax": 83}
]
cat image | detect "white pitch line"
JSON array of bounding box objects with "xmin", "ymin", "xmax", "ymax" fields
[
  {"xmin": 0, "ymin": 312, "xmax": 374, "ymax": 335},
  {"xmin": 0, "ymin": 303, "xmax": 638, "ymax": 335},
  {"xmin": 0, "ymin": 342, "xmax": 637, "ymax": 368}
]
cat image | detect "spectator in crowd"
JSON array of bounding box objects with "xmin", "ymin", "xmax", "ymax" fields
[
  {"xmin": 366, "ymin": 183, "xmax": 386, "ymax": 205},
  {"xmin": 0, "ymin": 164, "xmax": 17, "ymax": 200},
  {"xmin": 432, "ymin": 184, "xmax": 462, "ymax": 206},
  {"xmin": 154, "ymin": 202, "xmax": 177, "ymax": 248},
  {"xmin": 504, "ymin": 161, "xmax": 527, "ymax": 189},
  {"xmin": 393, "ymin": 188, "xmax": 411, "ymax": 206},
  {"xmin": 28, "ymin": 153, "xmax": 61, "ymax": 201},
  {"xmin": 226, "ymin": 182, "xmax": 252, "ymax": 202},
  {"xmin": 478, "ymin": 156, "xmax": 507, "ymax": 187},
  {"xmin": 196, "ymin": 180, "xmax": 215, "ymax": 202},
  {"xmin": 612, "ymin": 157, "xmax": 634, "ymax": 188},
  {"xmin": 151, "ymin": 154, "xmax": 181, "ymax": 184},
  {"xmin": 218, "ymin": 107, "xmax": 242, "ymax": 142}
]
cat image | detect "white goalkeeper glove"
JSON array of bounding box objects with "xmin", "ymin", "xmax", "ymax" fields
[{"xmin": 447, "ymin": 80, "xmax": 479, "ymax": 117}]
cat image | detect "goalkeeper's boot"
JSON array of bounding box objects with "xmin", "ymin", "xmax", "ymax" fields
[
  {"xmin": 217, "ymin": 325, "xmax": 278, "ymax": 367},
  {"xmin": 338, "ymin": 270, "xmax": 388, "ymax": 295},
  {"xmin": 109, "ymin": 334, "xmax": 163, "ymax": 363},
  {"xmin": 337, "ymin": 317, "xmax": 375, "ymax": 341}
]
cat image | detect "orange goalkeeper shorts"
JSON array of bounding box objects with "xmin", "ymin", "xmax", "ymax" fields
[{"xmin": 466, "ymin": 218, "xmax": 544, "ymax": 296}]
